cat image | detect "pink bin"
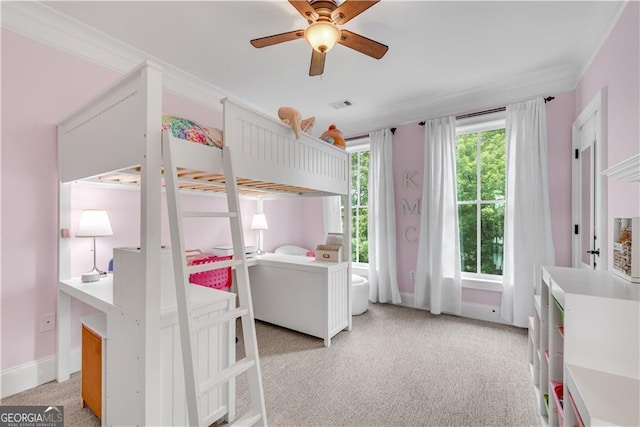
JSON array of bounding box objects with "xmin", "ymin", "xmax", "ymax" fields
[{"xmin": 188, "ymin": 255, "xmax": 233, "ymax": 291}]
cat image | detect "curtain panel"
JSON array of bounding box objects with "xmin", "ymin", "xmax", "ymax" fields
[
  {"xmin": 414, "ymin": 116, "xmax": 462, "ymax": 315},
  {"xmin": 502, "ymin": 97, "xmax": 556, "ymax": 327},
  {"xmin": 368, "ymin": 129, "xmax": 401, "ymax": 304}
]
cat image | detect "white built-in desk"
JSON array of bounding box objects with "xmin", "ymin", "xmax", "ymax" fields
[
  {"xmin": 530, "ymin": 266, "xmax": 639, "ymax": 427},
  {"xmin": 57, "ymin": 272, "xmax": 236, "ymax": 426}
]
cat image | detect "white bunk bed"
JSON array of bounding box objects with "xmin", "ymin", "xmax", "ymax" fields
[{"xmin": 57, "ymin": 61, "xmax": 352, "ymax": 426}]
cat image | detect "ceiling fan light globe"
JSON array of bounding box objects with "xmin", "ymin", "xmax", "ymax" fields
[{"xmin": 304, "ymin": 21, "xmax": 340, "ymax": 53}]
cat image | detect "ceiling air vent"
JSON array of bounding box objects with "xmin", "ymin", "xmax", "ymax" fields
[{"xmin": 329, "ymin": 99, "xmax": 354, "ymax": 110}]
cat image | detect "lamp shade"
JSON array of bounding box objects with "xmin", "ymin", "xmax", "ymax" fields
[
  {"xmin": 251, "ymin": 213, "xmax": 269, "ymax": 231},
  {"xmin": 77, "ymin": 209, "xmax": 113, "ymax": 237},
  {"xmin": 304, "ymin": 21, "xmax": 340, "ymax": 53}
]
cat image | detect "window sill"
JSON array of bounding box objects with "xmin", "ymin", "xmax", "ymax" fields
[
  {"xmin": 461, "ymin": 276, "xmax": 503, "ymax": 292},
  {"xmin": 352, "ymin": 262, "xmax": 368, "ymax": 277}
]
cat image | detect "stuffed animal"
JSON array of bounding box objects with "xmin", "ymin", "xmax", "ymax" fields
[
  {"xmin": 319, "ymin": 124, "xmax": 346, "ymax": 149},
  {"xmin": 278, "ymin": 106, "xmax": 302, "ymax": 140}
]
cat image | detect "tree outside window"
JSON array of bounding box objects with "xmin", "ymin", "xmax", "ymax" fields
[
  {"xmin": 350, "ymin": 149, "xmax": 369, "ymax": 263},
  {"xmin": 456, "ymin": 128, "xmax": 506, "ymax": 276}
]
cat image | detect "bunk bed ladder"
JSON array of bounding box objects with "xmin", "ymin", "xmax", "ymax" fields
[{"xmin": 163, "ymin": 139, "xmax": 267, "ymax": 427}]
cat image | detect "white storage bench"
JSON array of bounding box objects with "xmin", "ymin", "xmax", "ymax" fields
[{"xmin": 248, "ymin": 254, "xmax": 350, "ymax": 347}]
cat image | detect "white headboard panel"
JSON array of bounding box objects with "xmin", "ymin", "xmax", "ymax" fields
[
  {"xmin": 58, "ymin": 61, "xmax": 162, "ymax": 183},
  {"xmin": 222, "ymin": 97, "xmax": 350, "ymax": 196}
]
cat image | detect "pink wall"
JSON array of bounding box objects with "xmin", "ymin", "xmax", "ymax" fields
[
  {"xmin": 545, "ymin": 91, "xmax": 576, "ymax": 267},
  {"xmin": 390, "ymin": 102, "xmax": 575, "ymax": 296},
  {"xmin": 1, "ymin": 2, "xmax": 637, "ymax": 375},
  {"xmin": 263, "ymin": 197, "xmax": 325, "ymax": 252},
  {"xmin": 392, "ymin": 124, "xmax": 425, "ymax": 294},
  {"xmin": 1, "ymin": 30, "xmax": 121, "ymax": 371},
  {"xmin": 0, "ymin": 30, "xmax": 306, "ymax": 371},
  {"xmin": 575, "ymin": 1, "xmax": 640, "ymax": 269}
]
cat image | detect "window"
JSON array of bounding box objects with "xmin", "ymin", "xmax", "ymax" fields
[
  {"xmin": 456, "ymin": 121, "xmax": 506, "ymax": 276},
  {"xmin": 345, "ymin": 143, "xmax": 369, "ymax": 264}
]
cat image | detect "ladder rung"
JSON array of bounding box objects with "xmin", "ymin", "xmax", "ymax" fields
[
  {"xmin": 194, "ymin": 308, "xmax": 249, "ymax": 332},
  {"xmin": 181, "ymin": 211, "xmax": 237, "ymax": 218},
  {"xmin": 200, "ymin": 358, "xmax": 255, "ymax": 395},
  {"xmin": 187, "ymin": 258, "xmax": 242, "ymax": 274},
  {"xmin": 230, "ymin": 409, "xmax": 262, "ymax": 427}
]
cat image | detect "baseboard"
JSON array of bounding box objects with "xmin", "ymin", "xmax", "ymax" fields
[
  {"xmin": 1, "ymin": 348, "xmax": 81, "ymax": 399},
  {"xmin": 461, "ymin": 301, "xmax": 511, "ymax": 325},
  {"xmin": 396, "ymin": 292, "xmax": 511, "ymax": 325}
]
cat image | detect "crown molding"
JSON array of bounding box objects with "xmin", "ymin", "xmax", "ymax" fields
[
  {"xmin": 601, "ymin": 153, "xmax": 640, "ymax": 183},
  {"xmin": 2, "ymin": 1, "xmax": 592, "ymax": 136},
  {"xmin": 576, "ymin": 1, "xmax": 629, "ymax": 84},
  {"xmin": 1, "ymin": 1, "xmax": 228, "ymax": 111},
  {"xmin": 325, "ymin": 64, "xmax": 579, "ymax": 136}
]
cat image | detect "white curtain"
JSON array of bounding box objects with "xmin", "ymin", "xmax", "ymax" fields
[
  {"xmin": 414, "ymin": 116, "xmax": 462, "ymax": 315},
  {"xmin": 322, "ymin": 196, "xmax": 342, "ymax": 235},
  {"xmin": 502, "ymin": 97, "xmax": 556, "ymax": 327},
  {"xmin": 368, "ymin": 129, "xmax": 401, "ymax": 304}
]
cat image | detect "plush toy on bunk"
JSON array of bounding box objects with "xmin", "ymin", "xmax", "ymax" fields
[
  {"xmin": 319, "ymin": 124, "xmax": 346, "ymax": 149},
  {"xmin": 277, "ymin": 106, "xmax": 314, "ymax": 140}
]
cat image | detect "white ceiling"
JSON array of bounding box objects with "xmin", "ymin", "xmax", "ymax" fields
[{"xmin": 31, "ymin": 1, "xmax": 627, "ymax": 135}]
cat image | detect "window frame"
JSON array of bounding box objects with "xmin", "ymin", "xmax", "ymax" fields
[
  {"xmin": 346, "ymin": 137, "xmax": 370, "ymax": 267},
  {"xmin": 455, "ymin": 113, "xmax": 506, "ymax": 280}
]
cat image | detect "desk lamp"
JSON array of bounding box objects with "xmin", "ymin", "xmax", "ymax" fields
[{"xmin": 77, "ymin": 209, "xmax": 113, "ymax": 282}]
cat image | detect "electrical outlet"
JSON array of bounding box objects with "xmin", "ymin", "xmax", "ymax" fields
[
  {"xmin": 410, "ymin": 270, "xmax": 415, "ymax": 280},
  {"xmin": 40, "ymin": 313, "xmax": 56, "ymax": 332}
]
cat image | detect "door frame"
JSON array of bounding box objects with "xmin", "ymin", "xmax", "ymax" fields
[{"xmin": 572, "ymin": 89, "xmax": 607, "ymax": 269}]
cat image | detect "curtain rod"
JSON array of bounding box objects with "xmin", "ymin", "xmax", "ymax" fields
[
  {"xmin": 418, "ymin": 96, "xmax": 555, "ymax": 126},
  {"xmin": 345, "ymin": 126, "xmax": 396, "ymax": 142}
]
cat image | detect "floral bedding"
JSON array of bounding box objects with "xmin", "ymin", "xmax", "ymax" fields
[{"xmin": 161, "ymin": 115, "xmax": 223, "ymax": 148}]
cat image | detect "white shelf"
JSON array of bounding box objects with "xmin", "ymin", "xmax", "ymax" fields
[
  {"xmin": 531, "ymin": 267, "xmax": 640, "ymax": 427},
  {"xmin": 544, "ymin": 266, "xmax": 640, "ymax": 307},
  {"xmin": 566, "ymin": 364, "xmax": 640, "ymax": 426},
  {"xmin": 534, "ymin": 295, "xmax": 542, "ymax": 315},
  {"xmin": 601, "ymin": 153, "xmax": 640, "ymax": 182}
]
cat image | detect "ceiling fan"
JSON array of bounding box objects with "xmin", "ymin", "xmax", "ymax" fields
[{"xmin": 250, "ymin": 0, "xmax": 388, "ymax": 76}]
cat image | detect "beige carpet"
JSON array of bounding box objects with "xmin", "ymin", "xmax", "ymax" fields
[{"xmin": 2, "ymin": 303, "xmax": 540, "ymax": 426}]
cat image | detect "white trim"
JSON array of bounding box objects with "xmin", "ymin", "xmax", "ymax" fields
[
  {"xmin": 601, "ymin": 153, "xmax": 640, "ymax": 183},
  {"xmin": 351, "ymin": 263, "xmax": 368, "ymax": 277},
  {"xmin": 395, "ymin": 293, "xmax": 510, "ymax": 325},
  {"xmin": 345, "ymin": 137, "xmax": 370, "ymax": 153},
  {"xmin": 1, "ymin": 1, "xmax": 581, "ymax": 138},
  {"xmin": 572, "ymin": 89, "xmax": 608, "ymax": 270},
  {"xmin": 456, "ymin": 112, "xmax": 506, "ymax": 136},
  {"xmin": 576, "ymin": 1, "xmax": 630, "ymax": 84},
  {"xmin": 0, "ymin": 1, "xmax": 232, "ymax": 112},
  {"xmin": 461, "ymin": 301, "xmax": 510, "ymax": 325},
  {"xmin": 321, "ymin": 64, "xmax": 577, "ymax": 136},
  {"xmin": 1, "ymin": 348, "xmax": 81, "ymax": 399},
  {"xmin": 461, "ymin": 276, "xmax": 503, "ymax": 292}
]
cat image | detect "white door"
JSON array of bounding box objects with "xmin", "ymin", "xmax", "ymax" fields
[{"xmin": 572, "ymin": 90, "xmax": 607, "ymax": 269}]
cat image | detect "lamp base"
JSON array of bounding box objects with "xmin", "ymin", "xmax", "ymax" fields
[
  {"xmin": 81, "ymin": 272, "xmax": 100, "ymax": 282},
  {"xmin": 81, "ymin": 267, "xmax": 107, "ymax": 283}
]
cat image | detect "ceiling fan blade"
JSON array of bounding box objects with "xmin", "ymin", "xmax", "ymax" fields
[
  {"xmin": 250, "ymin": 30, "xmax": 305, "ymax": 48},
  {"xmin": 331, "ymin": 0, "xmax": 379, "ymax": 25},
  {"xmin": 289, "ymin": 0, "xmax": 319, "ymax": 22},
  {"xmin": 309, "ymin": 49, "xmax": 326, "ymax": 76},
  {"xmin": 338, "ymin": 29, "xmax": 388, "ymax": 59}
]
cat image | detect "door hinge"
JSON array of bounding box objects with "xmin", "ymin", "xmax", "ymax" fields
[
  {"xmin": 574, "ymin": 224, "xmax": 579, "ymax": 235},
  {"xmin": 575, "ymin": 149, "xmax": 579, "ymax": 159}
]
